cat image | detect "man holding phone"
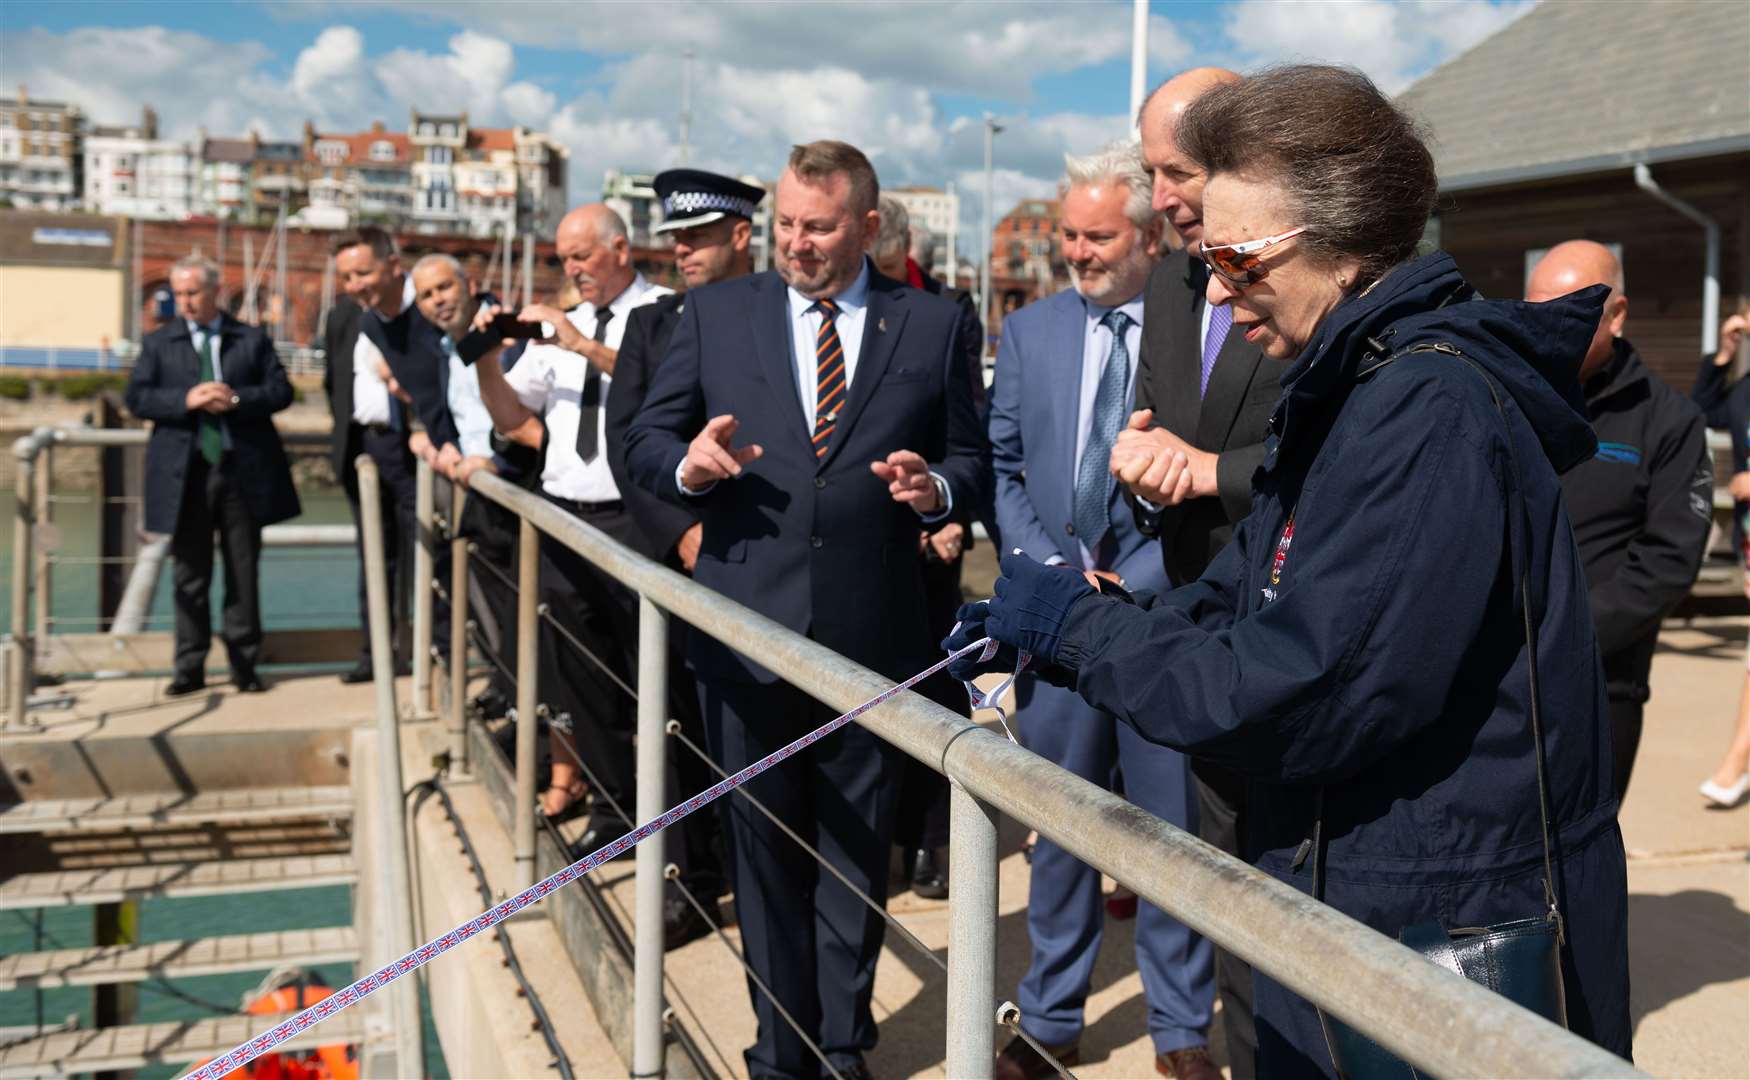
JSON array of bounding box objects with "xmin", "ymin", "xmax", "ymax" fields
[{"xmin": 469, "ymin": 203, "xmax": 672, "ymax": 845}]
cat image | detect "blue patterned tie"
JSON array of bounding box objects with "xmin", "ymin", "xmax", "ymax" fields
[
  {"xmin": 1072, "ymin": 310, "xmax": 1132, "ymax": 553},
  {"xmin": 1201, "ymin": 301, "xmax": 1232, "ymax": 398}
]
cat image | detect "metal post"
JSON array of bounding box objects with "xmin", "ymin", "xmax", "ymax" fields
[
  {"xmin": 8, "ymin": 450, "xmax": 35, "ymax": 725},
  {"xmin": 448, "ymin": 482, "xmax": 470, "ymax": 775},
  {"xmin": 1129, "ymin": 0, "xmax": 1149, "ymax": 124},
  {"xmin": 356, "ymin": 455, "xmax": 427, "ymax": 1079},
  {"xmin": 513, "ymin": 518, "xmax": 540, "ymax": 890},
  {"xmin": 633, "ymin": 595, "xmax": 668, "ymax": 1078},
  {"xmin": 945, "ymin": 783, "xmax": 999, "ymax": 1080},
  {"xmin": 32, "ymin": 444, "xmax": 50, "ymax": 645},
  {"xmin": 411, "ymin": 457, "xmax": 435, "ymax": 716}
]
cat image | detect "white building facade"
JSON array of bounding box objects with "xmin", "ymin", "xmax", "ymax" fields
[
  {"xmin": 0, "ymin": 88, "xmax": 83, "ymax": 212},
  {"xmin": 83, "ymin": 111, "xmax": 196, "ymax": 221}
]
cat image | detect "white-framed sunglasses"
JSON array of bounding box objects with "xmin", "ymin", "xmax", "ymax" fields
[{"xmin": 1199, "ymin": 227, "xmax": 1308, "ymax": 286}]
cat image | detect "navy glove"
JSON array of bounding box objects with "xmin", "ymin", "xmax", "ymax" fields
[
  {"xmin": 986, "ymin": 551, "xmax": 1096, "ymax": 665},
  {"xmin": 942, "ymin": 601, "xmax": 1019, "ymax": 682}
]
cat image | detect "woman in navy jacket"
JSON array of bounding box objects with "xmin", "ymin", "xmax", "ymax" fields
[{"xmin": 952, "ymin": 66, "xmax": 1631, "ymax": 1076}]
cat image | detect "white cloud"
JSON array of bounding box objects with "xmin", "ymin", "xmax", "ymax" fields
[{"xmin": 1220, "ymin": 0, "xmax": 1534, "ymax": 92}]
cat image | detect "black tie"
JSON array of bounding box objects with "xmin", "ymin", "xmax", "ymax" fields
[{"xmin": 576, "ymin": 307, "xmax": 612, "ymax": 463}]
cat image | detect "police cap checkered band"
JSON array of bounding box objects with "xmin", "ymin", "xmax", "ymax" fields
[
  {"xmin": 663, "ymin": 190, "xmax": 757, "ymax": 219},
  {"xmin": 652, "ymin": 168, "xmax": 767, "ymax": 233}
]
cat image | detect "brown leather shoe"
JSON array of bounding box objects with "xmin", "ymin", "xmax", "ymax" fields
[
  {"xmin": 994, "ymin": 1032, "xmax": 1079, "ymax": 1080},
  {"xmin": 1155, "ymin": 1044, "xmax": 1220, "ymax": 1080}
]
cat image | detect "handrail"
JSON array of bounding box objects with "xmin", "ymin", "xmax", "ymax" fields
[{"xmin": 462, "ymin": 467, "xmax": 1643, "ymax": 1079}]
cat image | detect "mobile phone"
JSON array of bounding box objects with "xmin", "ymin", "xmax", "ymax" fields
[{"xmin": 455, "ymin": 313, "xmax": 543, "ymax": 365}]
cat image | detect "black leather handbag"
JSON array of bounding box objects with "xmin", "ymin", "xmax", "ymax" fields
[{"xmin": 1313, "ymin": 343, "xmax": 1569, "ymax": 1079}]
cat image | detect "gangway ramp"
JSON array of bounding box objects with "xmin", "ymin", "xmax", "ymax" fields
[
  {"xmin": 0, "ymin": 926, "xmax": 361, "ymax": 990},
  {"xmin": 0, "ymin": 1009, "xmax": 367, "ymax": 1079}
]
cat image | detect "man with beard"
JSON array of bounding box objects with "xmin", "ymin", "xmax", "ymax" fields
[
  {"xmin": 987, "ymin": 141, "xmax": 1216, "ymax": 1080},
  {"xmin": 470, "ymin": 204, "xmax": 672, "ymax": 850},
  {"xmin": 624, "ymin": 140, "xmax": 986, "ymax": 1080}
]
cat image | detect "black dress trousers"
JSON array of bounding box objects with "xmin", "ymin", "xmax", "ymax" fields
[{"xmin": 170, "ymin": 453, "xmax": 263, "ymax": 678}]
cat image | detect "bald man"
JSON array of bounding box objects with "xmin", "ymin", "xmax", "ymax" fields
[
  {"xmin": 473, "ymin": 203, "xmax": 674, "ymax": 851},
  {"xmin": 1528, "ymin": 240, "xmax": 1711, "ymax": 803},
  {"xmin": 1105, "ymin": 67, "xmax": 1264, "ymax": 1080}
]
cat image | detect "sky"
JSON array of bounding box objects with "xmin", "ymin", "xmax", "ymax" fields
[{"xmin": 1, "ymin": 0, "xmax": 1533, "ymax": 242}]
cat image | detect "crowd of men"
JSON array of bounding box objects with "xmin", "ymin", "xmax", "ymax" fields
[{"xmin": 121, "ymin": 63, "xmax": 1733, "ymax": 1080}]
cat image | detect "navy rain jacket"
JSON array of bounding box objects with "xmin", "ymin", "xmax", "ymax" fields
[{"xmin": 1052, "ymin": 253, "xmax": 1632, "ymax": 1075}]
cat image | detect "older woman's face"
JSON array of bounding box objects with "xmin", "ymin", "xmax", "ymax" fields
[{"xmin": 1201, "ymin": 172, "xmax": 1356, "ymax": 361}]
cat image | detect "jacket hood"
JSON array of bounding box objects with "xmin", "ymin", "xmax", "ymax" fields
[{"xmin": 1283, "ymin": 251, "xmax": 1603, "ymax": 474}]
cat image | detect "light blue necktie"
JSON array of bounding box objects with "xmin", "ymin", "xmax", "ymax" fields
[{"xmin": 1072, "ymin": 309, "xmax": 1132, "ymax": 554}]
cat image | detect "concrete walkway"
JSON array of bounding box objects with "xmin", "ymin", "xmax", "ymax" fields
[{"xmin": 617, "ymin": 616, "xmax": 1748, "ymax": 1079}]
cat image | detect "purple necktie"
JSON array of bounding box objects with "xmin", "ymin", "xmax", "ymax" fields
[{"xmin": 1201, "ymin": 303, "xmax": 1232, "ymax": 399}]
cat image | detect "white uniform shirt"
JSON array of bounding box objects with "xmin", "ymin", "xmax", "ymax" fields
[
  {"xmin": 443, "ymin": 335, "xmax": 495, "ymax": 458},
  {"xmin": 350, "ymin": 275, "xmax": 417, "ymax": 426},
  {"xmin": 503, "ymin": 273, "xmax": 672, "ymax": 503}
]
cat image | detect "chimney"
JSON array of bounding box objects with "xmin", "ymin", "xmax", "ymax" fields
[
  {"xmin": 142, "ymin": 105, "xmax": 158, "ymax": 139},
  {"xmin": 371, "ymin": 120, "xmax": 385, "ymax": 134}
]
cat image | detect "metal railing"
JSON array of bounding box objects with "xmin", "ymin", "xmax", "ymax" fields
[
  {"xmin": 0, "ymin": 343, "xmax": 328, "ymax": 376},
  {"xmin": 414, "ymin": 459, "xmax": 1644, "ymax": 1079},
  {"xmin": 4, "ymin": 424, "xmax": 356, "ymax": 724}
]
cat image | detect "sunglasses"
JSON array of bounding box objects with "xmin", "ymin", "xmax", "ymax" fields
[{"xmin": 1199, "ymin": 227, "xmax": 1307, "ymax": 286}]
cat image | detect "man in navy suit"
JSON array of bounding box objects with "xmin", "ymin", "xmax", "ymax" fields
[
  {"xmin": 626, "ymin": 140, "xmax": 987, "ymax": 1080},
  {"xmin": 125, "ymin": 255, "xmax": 298, "ymax": 696},
  {"xmin": 987, "ymin": 143, "xmax": 1215, "ymax": 1080}
]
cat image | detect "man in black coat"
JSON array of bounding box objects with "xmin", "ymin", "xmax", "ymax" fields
[
  {"xmin": 1106, "ymin": 67, "xmax": 1271, "ymax": 1080},
  {"xmin": 1529, "ymin": 241, "xmax": 1712, "ymax": 802},
  {"xmin": 604, "ymin": 167, "xmax": 764, "ymax": 948},
  {"xmin": 625, "ymin": 142, "xmax": 987, "ymax": 1080},
  {"xmin": 125, "ymin": 255, "xmax": 298, "ymax": 695}
]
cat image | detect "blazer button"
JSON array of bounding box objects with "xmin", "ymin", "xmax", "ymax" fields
[
  {"xmin": 810, "ymin": 535, "xmax": 823, "ymax": 549},
  {"xmin": 1065, "ymin": 523, "xmax": 1076, "ymax": 537},
  {"xmin": 814, "ymin": 477, "xmax": 826, "ymax": 489}
]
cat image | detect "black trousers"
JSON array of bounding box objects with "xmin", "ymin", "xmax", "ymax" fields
[
  {"xmin": 537, "ymin": 498, "xmax": 722, "ymax": 896},
  {"xmin": 702, "ymin": 676, "xmax": 899, "ymax": 1079},
  {"xmin": 1193, "ymin": 763, "xmax": 1256, "ymax": 1080},
  {"xmin": 170, "ymin": 454, "xmax": 262, "ymax": 678},
  {"xmin": 1609, "ymin": 697, "xmax": 1644, "ymax": 804},
  {"xmin": 894, "ymin": 550, "xmax": 964, "ymax": 853},
  {"xmin": 458, "ymin": 488, "xmax": 520, "ymax": 701}
]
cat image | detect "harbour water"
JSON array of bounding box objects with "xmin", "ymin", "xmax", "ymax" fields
[{"xmin": 0, "ymin": 486, "xmax": 451, "ymax": 1078}]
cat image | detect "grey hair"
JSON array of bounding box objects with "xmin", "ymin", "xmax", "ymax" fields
[
  {"xmin": 1059, "ymin": 141, "xmax": 1158, "ymax": 232},
  {"xmin": 411, "ymin": 252, "xmax": 465, "ymax": 281},
  {"xmin": 908, "ymin": 224, "xmax": 935, "ymax": 265},
  {"xmin": 172, "ymin": 254, "xmax": 220, "ymax": 289},
  {"xmin": 875, "ymin": 195, "xmax": 911, "ymax": 262}
]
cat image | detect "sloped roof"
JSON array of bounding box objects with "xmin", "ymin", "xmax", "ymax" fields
[
  {"xmin": 307, "ymin": 130, "xmax": 412, "ymax": 165},
  {"xmin": 203, "ymin": 138, "xmax": 255, "ymax": 163},
  {"xmin": 468, "ymin": 128, "xmax": 516, "ymax": 153},
  {"xmin": 1397, "ymin": 0, "xmax": 1750, "ymax": 191}
]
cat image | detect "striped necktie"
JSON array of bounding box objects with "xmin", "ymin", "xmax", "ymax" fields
[{"xmin": 812, "ymin": 298, "xmax": 844, "ymax": 459}]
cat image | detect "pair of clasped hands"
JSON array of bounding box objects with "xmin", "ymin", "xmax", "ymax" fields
[
  {"xmin": 185, "ymin": 382, "xmax": 240, "ymax": 414},
  {"xmin": 942, "ymin": 410, "xmax": 1215, "ymax": 682},
  {"xmin": 681, "ymin": 414, "xmax": 943, "ymax": 515}
]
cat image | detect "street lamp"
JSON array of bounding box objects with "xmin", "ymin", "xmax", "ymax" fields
[{"xmin": 981, "ymin": 112, "xmax": 1003, "ymax": 355}]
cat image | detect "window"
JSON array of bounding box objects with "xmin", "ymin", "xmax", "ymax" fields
[
  {"xmin": 315, "ymin": 140, "xmax": 347, "ymax": 166},
  {"xmin": 427, "ymin": 146, "xmax": 452, "ymax": 165},
  {"xmin": 369, "ymin": 140, "xmax": 396, "ymax": 162}
]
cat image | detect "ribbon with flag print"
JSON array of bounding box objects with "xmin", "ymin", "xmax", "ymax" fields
[{"xmin": 181, "ymin": 634, "xmax": 1009, "ymax": 1080}]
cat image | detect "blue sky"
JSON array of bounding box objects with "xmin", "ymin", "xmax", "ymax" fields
[{"xmin": 2, "ymin": 0, "xmax": 1532, "ymax": 234}]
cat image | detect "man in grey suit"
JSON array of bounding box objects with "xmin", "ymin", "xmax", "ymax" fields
[
  {"xmin": 1109, "ymin": 67, "xmax": 1279, "ymax": 1080},
  {"xmin": 988, "ymin": 142, "xmax": 1216, "ymax": 1080}
]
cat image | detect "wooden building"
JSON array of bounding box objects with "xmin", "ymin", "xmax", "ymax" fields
[{"xmin": 1398, "ymin": 0, "xmax": 1750, "ymax": 390}]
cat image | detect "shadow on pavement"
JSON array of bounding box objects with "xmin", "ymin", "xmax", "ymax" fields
[{"xmin": 1628, "ymin": 885, "xmax": 1750, "ymax": 1033}]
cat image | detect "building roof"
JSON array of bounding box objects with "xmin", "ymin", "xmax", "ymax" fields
[
  {"xmin": 307, "ymin": 130, "xmax": 412, "ymax": 165},
  {"xmin": 468, "ymin": 128, "xmax": 516, "ymax": 153},
  {"xmin": 203, "ymin": 138, "xmax": 255, "ymax": 163},
  {"xmin": 1398, "ymin": 0, "xmax": 1750, "ymax": 191}
]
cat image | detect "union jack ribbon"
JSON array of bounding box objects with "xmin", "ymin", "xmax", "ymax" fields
[{"xmin": 180, "ymin": 635, "xmax": 1002, "ymax": 1080}]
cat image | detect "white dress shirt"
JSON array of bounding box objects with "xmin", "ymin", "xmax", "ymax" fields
[
  {"xmin": 187, "ymin": 317, "xmax": 225, "ymax": 381},
  {"xmin": 503, "ymin": 272, "xmax": 672, "ymax": 503},
  {"xmin": 443, "ymin": 334, "xmax": 495, "ymax": 458},
  {"xmin": 351, "ymin": 275, "xmax": 417, "ymax": 426}
]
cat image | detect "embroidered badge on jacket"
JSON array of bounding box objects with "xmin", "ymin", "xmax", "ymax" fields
[{"xmin": 1262, "ymin": 513, "xmax": 1295, "ymax": 604}]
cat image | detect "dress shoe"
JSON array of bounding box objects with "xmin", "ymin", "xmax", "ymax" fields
[
  {"xmin": 1700, "ymin": 772, "xmax": 1750, "ymax": 808},
  {"xmin": 663, "ymin": 896, "xmax": 716, "ymax": 950},
  {"xmin": 166, "ymin": 673, "xmax": 205, "ymax": 697},
  {"xmin": 338, "ymin": 662, "xmax": 374, "ymax": 685},
  {"xmin": 1155, "ymin": 1045, "xmax": 1220, "ymax": 1080},
  {"xmin": 570, "ymin": 817, "xmax": 636, "ymax": 861},
  {"xmin": 470, "ymin": 687, "xmax": 511, "ymax": 721},
  {"xmin": 909, "ymin": 846, "xmax": 948, "ymax": 900},
  {"xmin": 232, "ymin": 669, "xmax": 268, "ymax": 693},
  {"xmin": 994, "ymin": 1032, "xmax": 1079, "ymax": 1080},
  {"xmin": 833, "ymin": 1058, "xmax": 873, "ymax": 1080}
]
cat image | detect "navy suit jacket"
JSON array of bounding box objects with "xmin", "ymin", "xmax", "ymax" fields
[
  {"xmin": 988, "ymin": 288, "xmax": 1168, "ymax": 593},
  {"xmin": 125, "ymin": 313, "xmax": 299, "ymax": 535},
  {"xmin": 624, "ymin": 264, "xmax": 989, "ymax": 684}
]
